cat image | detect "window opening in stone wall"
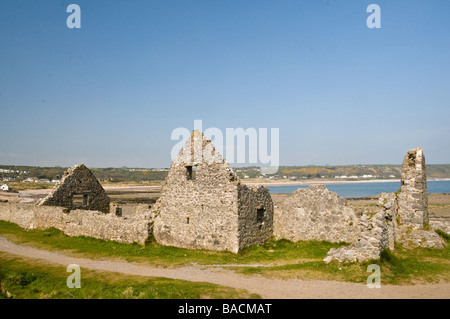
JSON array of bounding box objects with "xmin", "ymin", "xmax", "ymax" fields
[
  {"xmin": 186, "ymin": 166, "xmax": 197, "ymax": 180},
  {"xmin": 257, "ymin": 208, "xmax": 265, "ymax": 224},
  {"xmin": 73, "ymin": 194, "xmax": 89, "ymax": 206},
  {"xmin": 115, "ymin": 207, "xmax": 122, "ymax": 217},
  {"xmin": 187, "ymin": 217, "xmax": 190, "ymax": 224}
]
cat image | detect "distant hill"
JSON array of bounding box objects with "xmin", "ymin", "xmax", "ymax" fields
[
  {"xmin": 234, "ymin": 164, "xmax": 450, "ymax": 180},
  {"xmin": 1, "ymin": 164, "xmax": 449, "ymax": 183}
]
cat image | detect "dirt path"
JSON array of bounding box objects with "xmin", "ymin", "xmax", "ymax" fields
[{"xmin": 0, "ymin": 236, "xmax": 449, "ymax": 299}]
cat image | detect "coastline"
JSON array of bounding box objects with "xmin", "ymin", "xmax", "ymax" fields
[{"xmin": 244, "ymin": 178, "xmax": 450, "ymax": 187}]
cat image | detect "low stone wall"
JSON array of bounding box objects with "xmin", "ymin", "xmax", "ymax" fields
[
  {"xmin": 273, "ymin": 185, "xmax": 361, "ymax": 243},
  {"xmin": 324, "ymin": 191, "xmax": 447, "ymax": 263},
  {"xmin": 0, "ymin": 202, "xmax": 153, "ymax": 245},
  {"xmin": 324, "ymin": 209, "xmax": 389, "ymax": 263},
  {"xmin": 429, "ymin": 216, "xmax": 450, "ymax": 235},
  {"xmin": 396, "ymin": 228, "xmax": 445, "ymax": 249}
]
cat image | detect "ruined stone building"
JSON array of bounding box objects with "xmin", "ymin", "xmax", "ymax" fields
[
  {"xmin": 324, "ymin": 147, "xmax": 446, "ymax": 263},
  {"xmin": 2, "ymin": 145, "xmax": 448, "ymax": 259},
  {"xmin": 152, "ymin": 130, "xmax": 273, "ymax": 253},
  {"xmin": 38, "ymin": 164, "xmax": 110, "ymax": 213},
  {"xmin": 0, "ymin": 164, "xmax": 152, "ymax": 245}
]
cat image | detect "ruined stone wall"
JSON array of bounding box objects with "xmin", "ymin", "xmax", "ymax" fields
[
  {"xmin": 39, "ymin": 164, "xmax": 110, "ymax": 213},
  {"xmin": 378, "ymin": 193, "xmax": 398, "ymax": 250},
  {"xmin": 324, "ymin": 209, "xmax": 390, "ymax": 263},
  {"xmin": 397, "ymin": 148, "xmax": 428, "ymax": 229},
  {"xmin": 237, "ymin": 185, "xmax": 274, "ymax": 250},
  {"xmin": 0, "ymin": 202, "xmax": 153, "ymax": 245},
  {"xmin": 0, "ymin": 202, "xmax": 49, "ymax": 228},
  {"xmin": 391, "ymin": 148, "xmax": 445, "ymax": 249},
  {"xmin": 273, "ymin": 185, "xmax": 361, "ymax": 243},
  {"xmin": 430, "ymin": 217, "xmax": 450, "ymax": 235},
  {"xmin": 110, "ymin": 202, "xmax": 153, "ymax": 217},
  {"xmin": 283, "ymin": 147, "xmax": 445, "ymax": 264},
  {"xmin": 152, "ymin": 162, "xmax": 241, "ymax": 252}
]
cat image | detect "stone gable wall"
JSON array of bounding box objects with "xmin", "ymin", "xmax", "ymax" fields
[
  {"xmin": 39, "ymin": 164, "xmax": 110, "ymax": 213},
  {"xmin": 152, "ymin": 130, "xmax": 273, "ymax": 253}
]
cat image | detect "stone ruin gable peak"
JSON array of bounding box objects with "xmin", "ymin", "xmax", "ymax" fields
[
  {"xmin": 169, "ymin": 129, "xmax": 238, "ymax": 184},
  {"xmin": 38, "ymin": 163, "xmax": 110, "ymax": 213},
  {"xmin": 174, "ymin": 130, "xmax": 227, "ymax": 165}
]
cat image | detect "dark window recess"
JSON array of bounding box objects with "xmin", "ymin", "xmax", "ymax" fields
[
  {"xmin": 257, "ymin": 208, "xmax": 265, "ymax": 223},
  {"xmin": 186, "ymin": 166, "xmax": 197, "ymax": 180},
  {"xmin": 115, "ymin": 207, "xmax": 122, "ymax": 217},
  {"xmin": 73, "ymin": 194, "xmax": 89, "ymax": 206},
  {"xmin": 187, "ymin": 217, "xmax": 190, "ymax": 224}
]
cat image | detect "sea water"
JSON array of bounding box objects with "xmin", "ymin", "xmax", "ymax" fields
[{"xmin": 266, "ymin": 180, "xmax": 450, "ymax": 198}]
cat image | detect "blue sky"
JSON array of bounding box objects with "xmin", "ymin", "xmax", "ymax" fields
[{"xmin": 0, "ymin": 0, "xmax": 449, "ymax": 168}]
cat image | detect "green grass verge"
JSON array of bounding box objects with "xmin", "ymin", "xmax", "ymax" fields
[
  {"xmin": 237, "ymin": 242, "xmax": 450, "ymax": 284},
  {"xmin": 1, "ymin": 220, "xmax": 449, "ymax": 285},
  {"xmin": 0, "ymin": 253, "xmax": 259, "ymax": 299},
  {"xmin": 0, "ymin": 220, "xmax": 342, "ymax": 267}
]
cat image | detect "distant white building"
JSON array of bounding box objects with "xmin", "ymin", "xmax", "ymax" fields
[{"xmin": 0, "ymin": 184, "xmax": 9, "ymax": 191}]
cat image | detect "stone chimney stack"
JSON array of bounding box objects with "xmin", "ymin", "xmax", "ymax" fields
[{"xmin": 397, "ymin": 148, "xmax": 428, "ymax": 229}]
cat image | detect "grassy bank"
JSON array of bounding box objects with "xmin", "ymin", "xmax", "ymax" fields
[
  {"xmin": 0, "ymin": 220, "xmax": 343, "ymax": 267},
  {"xmin": 0, "ymin": 220, "xmax": 449, "ymax": 285},
  {"xmin": 0, "ymin": 253, "xmax": 258, "ymax": 299},
  {"xmin": 236, "ymin": 243, "xmax": 450, "ymax": 285}
]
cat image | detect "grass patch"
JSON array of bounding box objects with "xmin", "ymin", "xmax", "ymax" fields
[
  {"xmin": 378, "ymin": 245, "xmax": 450, "ymax": 284},
  {"xmin": 0, "ymin": 253, "xmax": 259, "ymax": 299},
  {"xmin": 238, "ymin": 244, "xmax": 450, "ymax": 284},
  {"xmin": 436, "ymin": 229, "xmax": 450, "ymax": 242}
]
